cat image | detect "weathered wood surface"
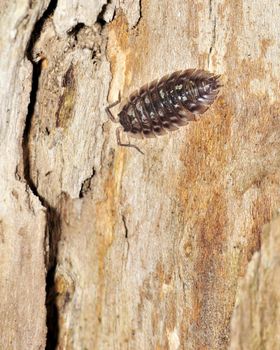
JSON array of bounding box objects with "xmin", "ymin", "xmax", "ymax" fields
[
  {"xmin": 0, "ymin": 0, "xmax": 280, "ymax": 349},
  {"xmin": 0, "ymin": 2, "xmax": 50, "ymax": 349},
  {"xmin": 230, "ymin": 215, "xmax": 280, "ymax": 350}
]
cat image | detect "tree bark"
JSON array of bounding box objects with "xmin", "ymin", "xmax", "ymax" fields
[
  {"xmin": 229, "ymin": 216, "xmax": 280, "ymax": 350},
  {"xmin": 1, "ymin": 1, "xmax": 280, "ymax": 349}
]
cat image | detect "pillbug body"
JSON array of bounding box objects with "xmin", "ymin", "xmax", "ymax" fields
[{"xmin": 106, "ymin": 69, "xmax": 221, "ymax": 153}]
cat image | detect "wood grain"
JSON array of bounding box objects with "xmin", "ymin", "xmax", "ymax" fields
[{"xmin": 0, "ymin": 0, "xmax": 280, "ymax": 349}]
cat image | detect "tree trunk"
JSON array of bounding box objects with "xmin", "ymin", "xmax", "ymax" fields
[{"xmin": 1, "ymin": 1, "xmax": 280, "ymax": 349}]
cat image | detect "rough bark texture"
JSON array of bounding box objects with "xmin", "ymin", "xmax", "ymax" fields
[
  {"xmin": 0, "ymin": 0, "xmax": 280, "ymax": 349},
  {"xmin": 0, "ymin": 2, "xmax": 50, "ymax": 349},
  {"xmin": 230, "ymin": 215, "xmax": 280, "ymax": 350}
]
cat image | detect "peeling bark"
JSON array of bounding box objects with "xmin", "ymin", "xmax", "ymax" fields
[{"xmin": 1, "ymin": 1, "xmax": 280, "ymax": 349}]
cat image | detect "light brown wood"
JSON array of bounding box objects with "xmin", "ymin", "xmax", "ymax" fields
[
  {"xmin": 1, "ymin": 0, "xmax": 280, "ymax": 349},
  {"xmin": 230, "ymin": 215, "xmax": 280, "ymax": 350}
]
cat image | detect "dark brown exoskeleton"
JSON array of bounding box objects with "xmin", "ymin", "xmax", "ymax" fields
[{"xmin": 106, "ymin": 69, "xmax": 221, "ymax": 154}]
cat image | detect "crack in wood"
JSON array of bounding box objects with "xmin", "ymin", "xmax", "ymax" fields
[
  {"xmin": 209, "ymin": 0, "xmax": 213, "ymax": 19},
  {"xmin": 121, "ymin": 214, "xmax": 131, "ymax": 270},
  {"xmin": 207, "ymin": 0, "xmax": 217, "ymax": 68},
  {"xmin": 23, "ymin": 1, "xmax": 60, "ymax": 349},
  {"xmin": 122, "ymin": 214, "xmax": 129, "ymax": 239},
  {"xmin": 131, "ymin": 0, "xmax": 143, "ymax": 29},
  {"xmin": 22, "ymin": 58, "xmax": 42, "ymax": 198},
  {"xmin": 79, "ymin": 167, "xmax": 96, "ymax": 198},
  {"xmin": 97, "ymin": 0, "xmax": 114, "ymax": 26},
  {"xmin": 66, "ymin": 22, "xmax": 85, "ymax": 39}
]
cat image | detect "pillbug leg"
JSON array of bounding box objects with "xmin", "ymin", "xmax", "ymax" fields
[
  {"xmin": 116, "ymin": 127, "xmax": 144, "ymax": 155},
  {"xmin": 106, "ymin": 91, "xmax": 121, "ymax": 123}
]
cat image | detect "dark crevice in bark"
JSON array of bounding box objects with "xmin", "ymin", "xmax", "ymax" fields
[
  {"xmin": 97, "ymin": 3, "xmax": 109, "ymax": 26},
  {"xmin": 23, "ymin": 1, "xmax": 60, "ymax": 349},
  {"xmin": 139, "ymin": 0, "xmax": 142, "ymax": 19},
  {"xmin": 122, "ymin": 214, "xmax": 130, "ymax": 261},
  {"xmin": 26, "ymin": 0, "xmax": 58, "ymax": 59},
  {"xmin": 67, "ymin": 22, "xmax": 85, "ymax": 39},
  {"xmin": 134, "ymin": 0, "xmax": 142, "ymax": 28},
  {"xmin": 79, "ymin": 167, "xmax": 96, "ymax": 198},
  {"xmin": 122, "ymin": 215, "xmax": 128, "ymax": 239},
  {"xmin": 209, "ymin": 0, "xmax": 213, "ymax": 19},
  {"xmin": 208, "ymin": 17, "xmax": 217, "ymax": 68},
  {"xmin": 97, "ymin": 0, "xmax": 115, "ymax": 27},
  {"xmin": 23, "ymin": 57, "xmax": 42, "ymax": 198},
  {"xmin": 45, "ymin": 206, "xmax": 61, "ymax": 350}
]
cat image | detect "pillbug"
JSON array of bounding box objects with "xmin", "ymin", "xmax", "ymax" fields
[{"xmin": 106, "ymin": 69, "xmax": 221, "ymax": 154}]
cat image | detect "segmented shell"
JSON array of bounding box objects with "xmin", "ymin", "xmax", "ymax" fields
[{"xmin": 118, "ymin": 69, "xmax": 221, "ymax": 138}]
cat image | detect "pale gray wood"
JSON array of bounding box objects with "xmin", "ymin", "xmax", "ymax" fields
[{"xmin": 0, "ymin": 1, "xmax": 50, "ymax": 349}]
